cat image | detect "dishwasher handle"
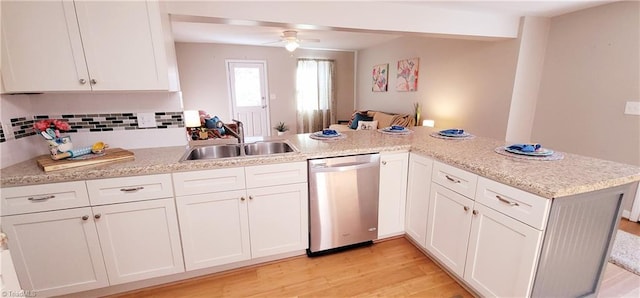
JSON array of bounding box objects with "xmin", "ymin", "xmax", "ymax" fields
[{"xmin": 311, "ymin": 161, "xmax": 378, "ymax": 173}]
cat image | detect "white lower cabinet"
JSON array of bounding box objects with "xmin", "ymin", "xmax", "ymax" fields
[
  {"xmin": 176, "ymin": 190, "xmax": 251, "ymax": 271},
  {"xmin": 426, "ymin": 183, "xmax": 474, "ymax": 276},
  {"xmin": 174, "ymin": 162, "xmax": 308, "ymax": 271},
  {"xmin": 1, "ymin": 207, "xmax": 109, "ymax": 297},
  {"xmin": 425, "ymin": 163, "xmax": 545, "ymax": 298},
  {"xmin": 377, "ymin": 152, "xmax": 409, "ymax": 239},
  {"xmin": 464, "ymin": 203, "xmax": 543, "ymax": 297},
  {"xmin": 404, "ymin": 153, "xmax": 433, "ymax": 248},
  {"xmin": 92, "ymin": 198, "xmax": 185, "ymax": 285},
  {"xmin": 247, "ymin": 183, "xmax": 309, "ymax": 258}
]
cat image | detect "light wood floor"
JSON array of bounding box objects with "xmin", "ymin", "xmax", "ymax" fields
[{"xmin": 112, "ymin": 220, "xmax": 640, "ymax": 298}]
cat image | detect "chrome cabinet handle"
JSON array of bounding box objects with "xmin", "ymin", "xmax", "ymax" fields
[
  {"xmin": 94, "ymin": 214, "xmax": 101, "ymax": 219},
  {"xmin": 472, "ymin": 210, "xmax": 479, "ymax": 215},
  {"xmin": 496, "ymin": 195, "xmax": 519, "ymax": 206},
  {"xmin": 28, "ymin": 195, "xmax": 55, "ymax": 201},
  {"xmin": 79, "ymin": 79, "xmax": 87, "ymax": 84},
  {"xmin": 445, "ymin": 175, "xmax": 461, "ymax": 184},
  {"xmin": 82, "ymin": 215, "xmax": 89, "ymax": 221},
  {"xmin": 463, "ymin": 206, "xmax": 469, "ymax": 211},
  {"xmin": 90, "ymin": 79, "xmax": 97, "ymax": 85},
  {"xmin": 240, "ymin": 197, "xmax": 246, "ymax": 201},
  {"xmin": 381, "ymin": 161, "xmax": 387, "ymax": 165},
  {"xmin": 120, "ymin": 186, "xmax": 144, "ymax": 192}
]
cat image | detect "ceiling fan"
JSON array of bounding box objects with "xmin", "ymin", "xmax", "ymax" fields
[{"xmin": 267, "ymin": 30, "xmax": 320, "ymax": 52}]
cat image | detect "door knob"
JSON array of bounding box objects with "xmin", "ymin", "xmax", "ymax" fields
[
  {"xmin": 90, "ymin": 79, "xmax": 97, "ymax": 85},
  {"xmin": 82, "ymin": 215, "xmax": 89, "ymax": 220},
  {"xmin": 94, "ymin": 214, "xmax": 101, "ymax": 219}
]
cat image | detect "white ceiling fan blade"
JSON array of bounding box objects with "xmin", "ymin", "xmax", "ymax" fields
[{"xmin": 299, "ymin": 38, "xmax": 320, "ymax": 43}]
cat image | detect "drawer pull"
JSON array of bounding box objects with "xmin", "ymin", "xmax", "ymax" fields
[
  {"xmin": 120, "ymin": 186, "xmax": 144, "ymax": 192},
  {"xmin": 28, "ymin": 195, "xmax": 55, "ymax": 201},
  {"xmin": 82, "ymin": 215, "xmax": 89, "ymax": 221},
  {"xmin": 496, "ymin": 195, "xmax": 519, "ymax": 206},
  {"xmin": 94, "ymin": 214, "xmax": 102, "ymax": 219},
  {"xmin": 463, "ymin": 206, "xmax": 469, "ymax": 212},
  {"xmin": 472, "ymin": 210, "xmax": 479, "ymax": 215},
  {"xmin": 445, "ymin": 175, "xmax": 461, "ymax": 184},
  {"xmin": 241, "ymin": 197, "xmax": 246, "ymax": 201}
]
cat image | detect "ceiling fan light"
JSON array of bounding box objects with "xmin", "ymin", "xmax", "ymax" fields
[{"xmin": 285, "ymin": 41, "xmax": 299, "ymax": 52}]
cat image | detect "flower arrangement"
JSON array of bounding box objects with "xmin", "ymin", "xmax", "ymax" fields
[
  {"xmin": 33, "ymin": 119, "xmax": 74, "ymax": 156},
  {"xmin": 33, "ymin": 119, "xmax": 71, "ymax": 136}
]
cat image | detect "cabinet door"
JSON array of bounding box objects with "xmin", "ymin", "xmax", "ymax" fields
[
  {"xmin": 377, "ymin": 152, "xmax": 409, "ymax": 238},
  {"xmin": 405, "ymin": 153, "xmax": 433, "ymax": 248},
  {"xmin": 426, "ymin": 183, "xmax": 473, "ymax": 277},
  {"xmin": 464, "ymin": 203, "xmax": 543, "ymax": 297},
  {"xmin": 92, "ymin": 198, "xmax": 184, "ymax": 285},
  {"xmin": 176, "ymin": 190, "xmax": 251, "ymax": 271},
  {"xmin": 247, "ymin": 183, "xmax": 308, "ymax": 258},
  {"xmin": 74, "ymin": 0, "xmax": 169, "ymax": 90},
  {"xmin": 1, "ymin": 208, "xmax": 108, "ymax": 296},
  {"xmin": 1, "ymin": 0, "xmax": 91, "ymax": 92}
]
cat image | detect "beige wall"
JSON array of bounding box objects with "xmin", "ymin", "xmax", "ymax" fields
[
  {"xmin": 532, "ymin": 1, "xmax": 640, "ymax": 167},
  {"xmin": 175, "ymin": 43, "xmax": 355, "ymax": 133},
  {"xmin": 355, "ymin": 36, "xmax": 519, "ymax": 139}
]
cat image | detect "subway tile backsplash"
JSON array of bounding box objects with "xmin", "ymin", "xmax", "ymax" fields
[{"xmin": 10, "ymin": 111, "xmax": 184, "ymax": 139}]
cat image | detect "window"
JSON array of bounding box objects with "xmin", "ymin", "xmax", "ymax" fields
[{"xmin": 295, "ymin": 59, "xmax": 335, "ymax": 132}]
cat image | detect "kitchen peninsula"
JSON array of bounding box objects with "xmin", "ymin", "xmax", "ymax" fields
[{"xmin": 1, "ymin": 126, "xmax": 639, "ymax": 297}]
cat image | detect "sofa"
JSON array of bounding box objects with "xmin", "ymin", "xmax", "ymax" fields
[{"xmin": 329, "ymin": 110, "xmax": 416, "ymax": 132}]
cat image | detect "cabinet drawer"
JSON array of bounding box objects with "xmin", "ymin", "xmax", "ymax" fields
[
  {"xmin": 173, "ymin": 167, "xmax": 246, "ymax": 196},
  {"xmin": 432, "ymin": 161, "xmax": 478, "ymax": 198},
  {"xmin": 1, "ymin": 181, "xmax": 89, "ymax": 216},
  {"xmin": 245, "ymin": 162, "xmax": 307, "ymax": 189},
  {"xmin": 86, "ymin": 174, "xmax": 173, "ymax": 205},
  {"xmin": 475, "ymin": 177, "xmax": 550, "ymax": 230}
]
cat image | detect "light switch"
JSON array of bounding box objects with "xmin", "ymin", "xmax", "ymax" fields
[
  {"xmin": 624, "ymin": 101, "xmax": 640, "ymax": 116},
  {"xmin": 136, "ymin": 112, "xmax": 157, "ymax": 128}
]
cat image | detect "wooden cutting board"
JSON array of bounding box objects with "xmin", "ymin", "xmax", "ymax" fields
[{"xmin": 37, "ymin": 148, "xmax": 135, "ymax": 172}]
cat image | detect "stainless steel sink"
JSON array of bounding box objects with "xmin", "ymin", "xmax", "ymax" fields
[
  {"xmin": 180, "ymin": 144, "xmax": 241, "ymax": 161},
  {"xmin": 180, "ymin": 141, "xmax": 297, "ymax": 161},
  {"xmin": 244, "ymin": 141, "xmax": 296, "ymax": 155}
]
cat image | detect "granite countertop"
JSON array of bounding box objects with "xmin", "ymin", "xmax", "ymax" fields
[{"xmin": 1, "ymin": 127, "xmax": 639, "ymax": 199}]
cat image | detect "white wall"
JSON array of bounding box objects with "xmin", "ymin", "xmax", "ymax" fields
[
  {"xmin": 532, "ymin": 1, "xmax": 640, "ymax": 167},
  {"xmin": 0, "ymin": 92, "xmax": 187, "ymax": 168},
  {"xmin": 505, "ymin": 17, "xmax": 550, "ymax": 143},
  {"xmin": 175, "ymin": 43, "xmax": 355, "ymax": 133},
  {"xmin": 355, "ymin": 36, "xmax": 519, "ymax": 139}
]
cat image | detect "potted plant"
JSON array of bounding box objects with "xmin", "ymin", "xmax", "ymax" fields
[{"xmin": 274, "ymin": 122, "xmax": 289, "ymax": 136}]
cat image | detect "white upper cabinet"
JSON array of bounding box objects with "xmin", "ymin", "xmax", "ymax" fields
[
  {"xmin": 1, "ymin": 0, "xmax": 170, "ymax": 92},
  {"xmin": 405, "ymin": 153, "xmax": 433, "ymax": 248}
]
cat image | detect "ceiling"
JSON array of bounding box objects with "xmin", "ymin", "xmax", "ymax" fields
[{"xmin": 170, "ymin": 1, "xmax": 613, "ymax": 52}]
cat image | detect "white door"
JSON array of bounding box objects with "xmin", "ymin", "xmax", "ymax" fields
[
  {"xmin": 176, "ymin": 190, "xmax": 251, "ymax": 271},
  {"xmin": 1, "ymin": 208, "xmax": 109, "ymax": 297},
  {"xmin": 377, "ymin": 152, "xmax": 409, "ymax": 239},
  {"xmin": 227, "ymin": 60, "xmax": 270, "ymax": 138},
  {"xmin": 74, "ymin": 0, "xmax": 168, "ymax": 91},
  {"xmin": 426, "ymin": 183, "xmax": 473, "ymax": 277},
  {"xmin": 247, "ymin": 184, "xmax": 308, "ymax": 258},
  {"xmin": 464, "ymin": 203, "xmax": 543, "ymax": 297},
  {"xmin": 92, "ymin": 198, "xmax": 184, "ymax": 285},
  {"xmin": 405, "ymin": 153, "xmax": 433, "ymax": 248}
]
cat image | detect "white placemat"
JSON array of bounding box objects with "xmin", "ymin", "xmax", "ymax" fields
[
  {"xmin": 377, "ymin": 128, "xmax": 413, "ymax": 135},
  {"xmin": 309, "ymin": 133, "xmax": 346, "ymax": 141},
  {"xmin": 429, "ymin": 132, "xmax": 475, "ymax": 140},
  {"xmin": 494, "ymin": 146, "xmax": 564, "ymax": 161}
]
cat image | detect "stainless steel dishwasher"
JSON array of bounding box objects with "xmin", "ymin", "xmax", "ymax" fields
[{"xmin": 307, "ymin": 153, "xmax": 380, "ymax": 256}]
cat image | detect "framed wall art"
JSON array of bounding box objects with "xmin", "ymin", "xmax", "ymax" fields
[
  {"xmin": 372, "ymin": 63, "xmax": 388, "ymax": 92},
  {"xmin": 396, "ymin": 57, "xmax": 419, "ymax": 92}
]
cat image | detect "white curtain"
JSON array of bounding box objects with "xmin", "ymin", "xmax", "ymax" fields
[{"xmin": 296, "ymin": 59, "xmax": 336, "ymax": 133}]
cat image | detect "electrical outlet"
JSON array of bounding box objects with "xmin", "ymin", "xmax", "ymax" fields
[
  {"xmin": 136, "ymin": 112, "xmax": 157, "ymax": 128},
  {"xmin": 624, "ymin": 101, "xmax": 640, "ymax": 116}
]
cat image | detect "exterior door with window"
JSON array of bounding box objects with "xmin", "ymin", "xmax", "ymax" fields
[{"xmin": 227, "ymin": 61, "xmax": 270, "ymax": 138}]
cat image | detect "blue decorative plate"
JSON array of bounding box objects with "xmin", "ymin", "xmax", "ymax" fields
[
  {"xmin": 312, "ymin": 131, "xmax": 341, "ymax": 138},
  {"xmin": 438, "ymin": 131, "xmax": 471, "ymax": 138}
]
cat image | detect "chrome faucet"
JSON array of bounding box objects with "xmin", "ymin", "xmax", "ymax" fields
[{"xmin": 216, "ymin": 119, "xmax": 244, "ymax": 144}]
